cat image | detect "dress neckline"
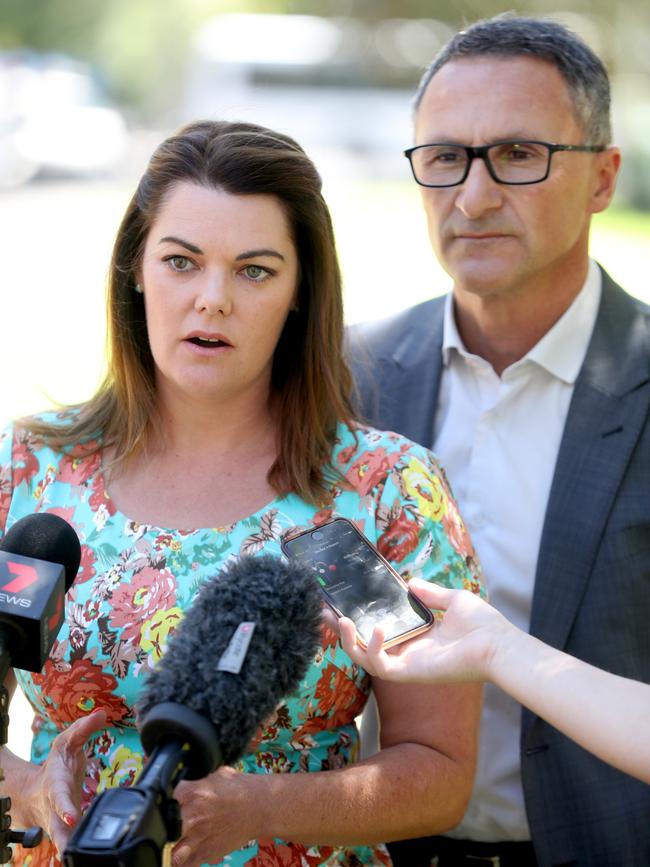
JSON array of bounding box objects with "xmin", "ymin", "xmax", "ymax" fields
[{"xmin": 96, "ymin": 455, "xmax": 294, "ymax": 536}]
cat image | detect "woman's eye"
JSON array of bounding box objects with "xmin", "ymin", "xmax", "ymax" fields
[
  {"xmin": 166, "ymin": 255, "xmax": 194, "ymax": 272},
  {"xmin": 242, "ymin": 264, "xmax": 270, "ymax": 281}
]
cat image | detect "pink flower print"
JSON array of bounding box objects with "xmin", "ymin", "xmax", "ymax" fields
[
  {"xmin": 108, "ymin": 566, "xmax": 177, "ymax": 646},
  {"xmin": 337, "ymin": 443, "xmax": 357, "ymax": 465},
  {"xmin": 89, "ymin": 472, "xmax": 116, "ymax": 517},
  {"xmin": 442, "ymin": 498, "xmax": 476, "ymax": 560},
  {"xmin": 13, "ymin": 438, "xmax": 39, "ymax": 487},
  {"xmin": 76, "ymin": 543, "xmax": 98, "ymax": 585},
  {"xmin": 57, "ymin": 451, "xmax": 99, "ymax": 486},
  {"xmin": 344, "ymin": 447, "xmax": 402, "ymax": 497}
]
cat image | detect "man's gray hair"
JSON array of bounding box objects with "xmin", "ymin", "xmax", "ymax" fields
[{"xmin": 414, "ymin": 14, "xmax": 611, "ymax": 146}]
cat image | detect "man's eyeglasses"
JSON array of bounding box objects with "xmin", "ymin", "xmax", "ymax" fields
[{"xmin": 404, "ymin": 140, "xmax": 606, "ymax": 187}]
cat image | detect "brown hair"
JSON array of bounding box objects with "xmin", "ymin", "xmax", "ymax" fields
[{"xmin": 25, "ymin": 120, "xmax": 355, "ymax": 504}]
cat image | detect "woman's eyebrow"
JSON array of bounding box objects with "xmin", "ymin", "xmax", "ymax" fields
[
  {"xmin": 158, "ymin": 235, "xmax": 203, "ymax": 254},
  {"xmin": 236, "ymin": 249, "xmax": 285, "ymax": 261}
]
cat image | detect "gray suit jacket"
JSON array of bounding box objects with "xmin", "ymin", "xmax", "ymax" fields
[{"xmin": 348, "ymin": 268, "xmax": 650, "ymax": 867}]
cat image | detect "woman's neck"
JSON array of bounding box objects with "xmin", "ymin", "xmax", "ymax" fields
[
  {"xmin": 153, "ymin": 387, "xmax": 277, "ymax": 459},
  {"xmin": 104, "ymin": 389, "xmax": 281, "ymax": 529}
]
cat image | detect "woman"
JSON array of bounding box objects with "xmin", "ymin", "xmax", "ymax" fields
[{"xmin": 0, "ymin": 120, "xmax": 485, "ymax": 867}]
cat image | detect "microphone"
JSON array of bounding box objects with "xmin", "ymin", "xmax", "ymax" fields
[
  {"xmin": 0, "ymin": 513, "xmax": 81, "ymax": 673},
  {"xmin": 64, "ymin": 554, "xmax": 324, "ymax": 867},
  {"xmin": 0, "ymin": 513, "xmax": 81, "ymax": 861}
]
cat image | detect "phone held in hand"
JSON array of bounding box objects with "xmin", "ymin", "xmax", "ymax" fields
[{"xmin": 281, "ymin": 517, "xmax": 433, "ymax": 648}]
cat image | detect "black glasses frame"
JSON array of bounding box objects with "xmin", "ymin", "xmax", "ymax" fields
[{"xmin": 403, "ymin": 140, "xmax": 606, "ymax": 187}]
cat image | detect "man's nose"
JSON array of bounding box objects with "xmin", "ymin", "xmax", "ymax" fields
[{"xmin": 454, "ymin": 156, "xmax": 503, "ymax": 219}]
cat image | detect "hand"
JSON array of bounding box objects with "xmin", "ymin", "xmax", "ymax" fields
[
  {"xmin": 172, "ymin": 766, "xmax": 259, "ymax": 866},
  {"xmin": 21, "ymin": 708, "xmax": 108, "ymax": 855},
  {"xmin": 339, "ymin": 580, "xmax": 513, "ymax": 684}
]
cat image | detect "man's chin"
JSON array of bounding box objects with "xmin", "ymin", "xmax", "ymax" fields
[{"xmin": 452, "ymin": 269, "xmax": 517, "ymax": 300}]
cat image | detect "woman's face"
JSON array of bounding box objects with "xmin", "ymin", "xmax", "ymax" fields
[{"xmin": 139, "ymin": 182, "xmax": 299, "ymax": 409}]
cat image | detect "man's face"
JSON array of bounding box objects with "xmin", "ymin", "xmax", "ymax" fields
[{"xmin": 414, "ymin": 56, "xmax": 619, "ymax": 302}]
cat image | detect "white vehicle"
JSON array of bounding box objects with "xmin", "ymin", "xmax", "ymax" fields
[{"xmin": 0, "ymin": 51, "xmax": 128, "ymax": 188}]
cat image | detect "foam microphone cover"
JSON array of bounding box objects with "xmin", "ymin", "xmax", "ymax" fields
[
  {"xmin": 0, "ymin": 513, "xmax": 81, "ymax": 671},
  {"xmin": 1, "ymin": 512, "xmax": 81, "ymax": 590},
  {"xmin": 137, "ymin": 554, "xmax": 323, "ymax": 766}
]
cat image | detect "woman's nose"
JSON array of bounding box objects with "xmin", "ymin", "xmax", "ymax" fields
[{"xmin": 194, "ymin": 272, "xmax": 233, "ymax": 316}]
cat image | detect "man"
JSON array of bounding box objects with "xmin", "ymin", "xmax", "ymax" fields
[{"xmin": 349, "ymin": 14, "xmax": 650, "ymax": 867}]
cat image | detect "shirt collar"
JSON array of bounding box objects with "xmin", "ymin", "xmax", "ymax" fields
[{"xmin": 442, "ymin": 259, "xmax": 602, "ymax": 384}]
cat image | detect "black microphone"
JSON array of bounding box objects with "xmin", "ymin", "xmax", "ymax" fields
[
  {"xmin": 0, "ymin": 513, "xmax": 81, "ymax": 673},
  {"xmin": 64, "ymin": 554, "xmax": 323, "ymax": 867},
  {"xmin": 0, "ymin": 513, "xmax": 81, "ymax": 860}
]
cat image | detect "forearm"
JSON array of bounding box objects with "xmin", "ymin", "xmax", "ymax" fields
[
  {"xmin": 492, "ymin": 629, "xmax": 650, "ymax": 782},
  {"xmin": 256, "ymin": 741, "xmax": 473, "ymax": 846}
]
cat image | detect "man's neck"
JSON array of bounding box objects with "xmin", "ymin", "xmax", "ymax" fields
[{"xmin": 452, "ymin": 268, "xmax": 589, "ymax": 376}]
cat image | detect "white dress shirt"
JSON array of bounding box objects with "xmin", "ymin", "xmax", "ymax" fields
[{"xmin": 433, "ymin": 259, "xmax": 602, "ymax": 841}]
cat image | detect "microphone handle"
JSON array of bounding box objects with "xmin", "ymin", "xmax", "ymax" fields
[
  {"xmin": 63, "ymin": 743, "xmax": 186, "ymax": 867},
  {"xmin": 64, "ymin": 708, "xmax": 220, "ymax": 865},
  {"xmin": 136, "ymin": 739, "xmax": 192, "ymax": 796}
]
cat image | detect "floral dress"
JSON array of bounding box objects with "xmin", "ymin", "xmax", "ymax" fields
[{"xmin": 0, "ymin": 413, "xmax": 485, "ymax": 867}]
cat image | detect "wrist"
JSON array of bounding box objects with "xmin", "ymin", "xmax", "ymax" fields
[
  {"xmin": 482, "ymin": 615, "xmax": 522, "ymax": 686},
  {"xmin": 0, "ymin": 749, "xmax": 42, "ymax": 828},
  {"xmin": 251, "ymin": 772, "xmax": 280, "ymax": 839}
]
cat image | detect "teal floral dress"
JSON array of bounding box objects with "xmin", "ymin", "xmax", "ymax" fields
[{"xmin": 0, "ymin": 413, "xmax": 485, "ymax": 867}]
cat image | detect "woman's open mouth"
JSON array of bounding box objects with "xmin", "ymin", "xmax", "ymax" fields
[{"xmin": 188, "ymin": 336, "xmax": 230, "ymax": 348}]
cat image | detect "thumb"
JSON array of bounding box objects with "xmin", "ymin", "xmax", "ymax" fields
[
  {"xmin": 62, "ymin": 708, "xmax": 108, "ymax": 747},
  {"xmin": 408, "ymin": 580, "xmax": 454, "ymax": 611}
]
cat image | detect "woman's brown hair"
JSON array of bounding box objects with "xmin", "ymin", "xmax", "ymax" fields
[{"xmin": 25, "ymin": 120, "xmax": 355, "ymax": 504}]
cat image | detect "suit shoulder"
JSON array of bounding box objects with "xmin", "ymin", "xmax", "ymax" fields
[
  {"xmin": 600, "ymin": 268, "xmax": 650, "ymax": 318},
  {"xmin": 346, "ymin": 296, "xmax": 446, "ymax": 362}
]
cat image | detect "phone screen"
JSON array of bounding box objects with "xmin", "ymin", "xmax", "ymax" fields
[{"xmin": 283, "ymin": 518, "xmax": 432, "ymax": 645}]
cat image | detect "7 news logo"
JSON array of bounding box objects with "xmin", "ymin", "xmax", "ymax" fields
[{"xmin": 0, "ymin": 559, "xmax": 38, "ymax": 608}]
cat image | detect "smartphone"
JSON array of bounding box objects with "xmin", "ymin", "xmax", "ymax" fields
[{"xmin": 281, "ymin": 517, "xmax": 434, "ymax": 648}]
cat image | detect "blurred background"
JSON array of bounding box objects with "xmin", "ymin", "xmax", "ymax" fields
[{"xmin": 1, "ymin": 0, "xmax": 649, "ymax": 757}]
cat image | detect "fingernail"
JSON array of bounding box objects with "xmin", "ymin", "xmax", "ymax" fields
[{"xmin": 63, "ymin": 813, "xmax": 76, "ymax": 827}]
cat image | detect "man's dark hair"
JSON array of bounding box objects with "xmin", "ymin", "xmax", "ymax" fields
[{"xmin": 414, "ymin": 14, "xmax": 612, "ymax": 146}]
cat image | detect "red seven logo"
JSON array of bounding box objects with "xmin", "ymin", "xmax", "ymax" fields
[
  {"xmin": 48, "ymin": 593, "xmax": 64, "ymax": 631},
  {"xmin": 1, "ymin": 561, "xmax": 39, "ymax": 593}
]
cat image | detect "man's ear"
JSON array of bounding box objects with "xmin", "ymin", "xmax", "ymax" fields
[{"xmin": 590, "ymin": 146, "xmax": 621, "ymax": 214}]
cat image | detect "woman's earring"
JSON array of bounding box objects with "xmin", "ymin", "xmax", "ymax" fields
[{"xmin": 134, "ymin": 284, "xmax": 143, "ymax": 294}]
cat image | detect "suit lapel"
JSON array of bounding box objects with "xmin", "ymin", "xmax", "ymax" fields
[
  {"xmin": 351, "ymin": 296, "xmax": 446, "ymax": 446},
  {"xmin": 386, "ymin": 298, "xmax": 446, "ymax": 446},
  {"xmin": 529, "ymin": 272, "xmax": 650, "ymax": 652}
]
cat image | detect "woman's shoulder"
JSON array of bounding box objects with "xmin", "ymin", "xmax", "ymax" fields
[
  {"xmin": 8, "ymin": 407, "xmax": 82, "ymax": 432},
  {"xmin": 2, "ymin": 407, "xmax": 96, "ymax": 461},
  {"xmin": 333, "ymin": 420, "xmax": 436, "ymax": 468},
  {"xmin": 331, "ymin": 421, "xmax": 447, "ymax": 500}
]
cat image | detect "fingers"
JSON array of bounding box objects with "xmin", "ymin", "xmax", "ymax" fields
[
  {"xmin": 49, "ymin": 709, "xmax": 108, "ymax": 828},
  {"xmin": 62, "ymin": 708, "xmax": 108, "ymax": 749},
  {"xmin": 408, "ymin": 580, "xmax": 454, "ymax": 610},
  {"xmin": 49, "ymin": 812, "xmax": 74, "ymax": 858},
  {"xmin": 339, "ymin": 616, "xmax": 359, "ymax": 656},
  {"xmin": 339, "ymin": 618, "xmax": 392, "ymax": 678}
]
